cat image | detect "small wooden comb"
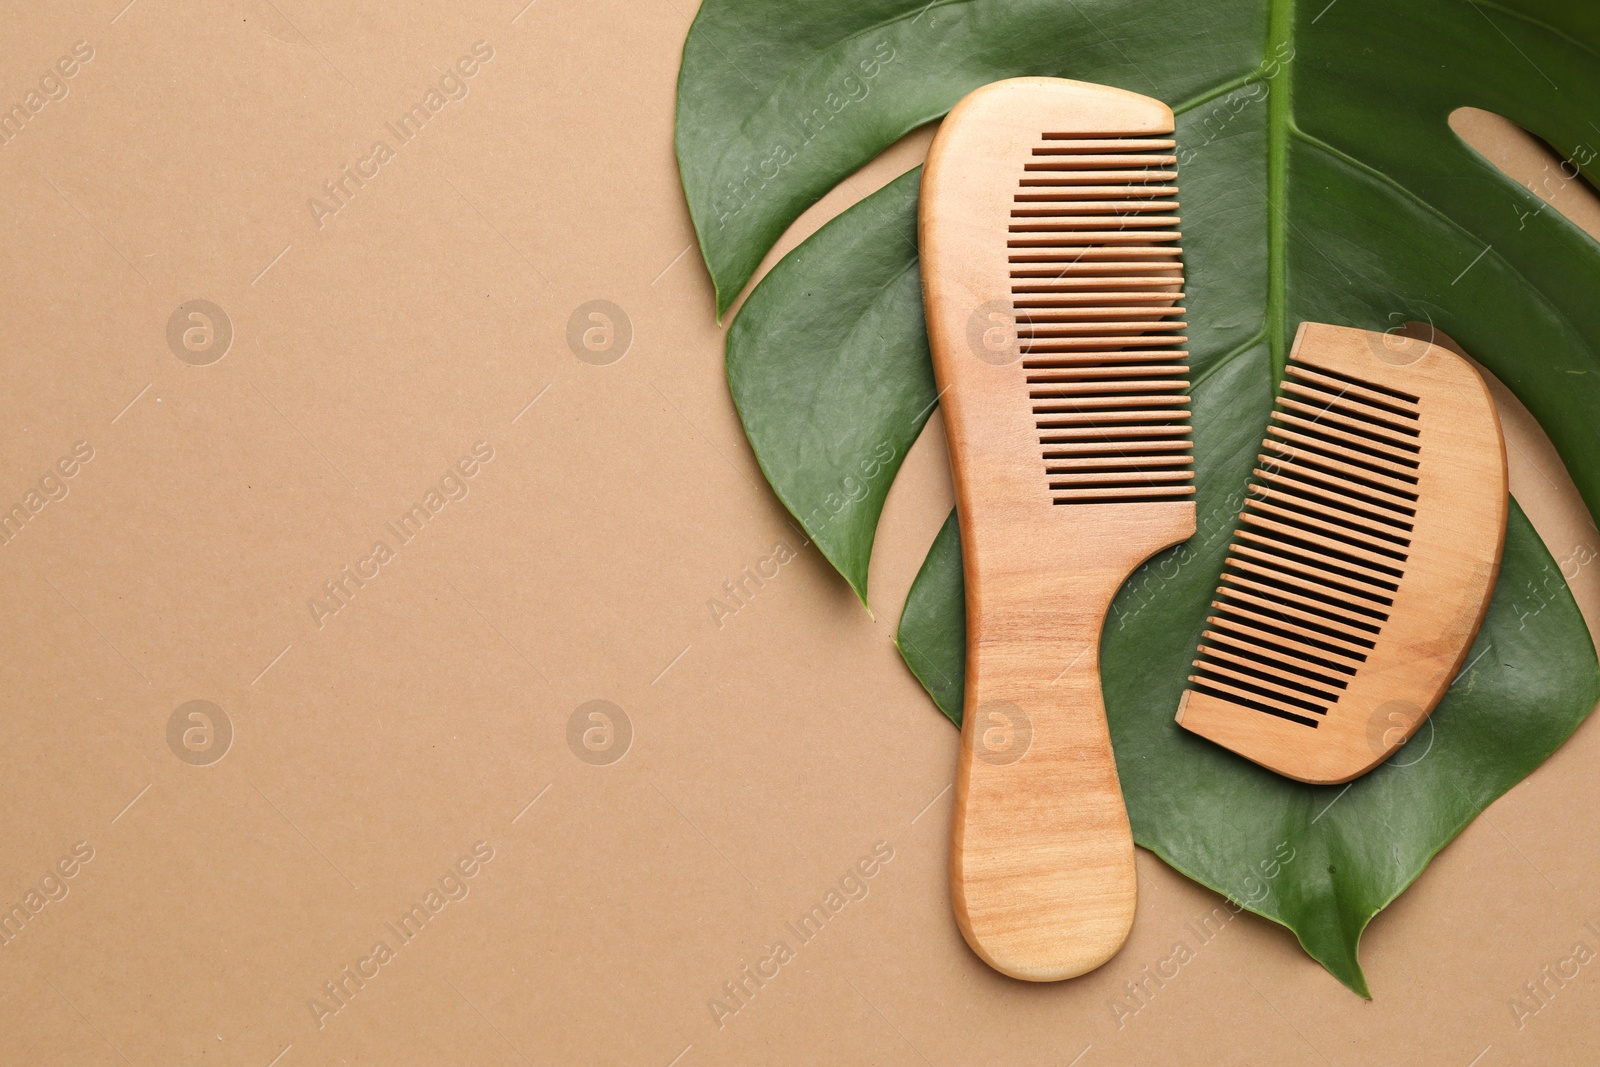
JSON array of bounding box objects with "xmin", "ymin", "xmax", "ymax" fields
[
  {"xmin": 1176, "ymin": 322, "xmax": 1507, "ymax": 784},
  {"xmin": 921, "ymin": 78, "xmax": 1195, "ymax": 980}
]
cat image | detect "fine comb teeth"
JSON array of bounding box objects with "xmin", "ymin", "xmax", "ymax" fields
[
  {"xmin": 921, "ymin": 78, "xmax": 1196, "ymax": 982},
  {"xmin": 1018, "ymin": 127, "xmax": 1195, "ymax": 503},
  {"xmin": 1176, "ymin": 323, "xmax": 1508, "ymax": 784}
]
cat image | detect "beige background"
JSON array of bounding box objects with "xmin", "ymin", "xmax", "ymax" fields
[{"xmin": 1, "ymin": 1, "xmax": 1598, "ymax": 1064}]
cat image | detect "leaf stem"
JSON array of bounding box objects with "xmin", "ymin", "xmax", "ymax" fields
[{"xmin": 1266, "ymin": 0, "xmax": 1294, "ymax": 381}]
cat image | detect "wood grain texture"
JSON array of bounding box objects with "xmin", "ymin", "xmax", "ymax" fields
[
  {"xmin": 1176, "ymin": 322, "xmax": 1508, "ymax": 784},
  {"xmin": 920, "ymin": 78, "xmax": 1196, "ymax": 981}
]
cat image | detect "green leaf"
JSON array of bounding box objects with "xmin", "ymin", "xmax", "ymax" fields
[
  {"xmin": 726, "ymin": 169, "xmax": 934, "ymax": 607},
  {"xmin": 680, "ymin": 0, "xmax": 1600, "ymax": 992},
  {"xmin": 680, "ymin": 0, "xmax": 1600, "ymax": 514},
  {"xmin": 894, "ymin": 509, "xmax": 964, "ymax": 725}
]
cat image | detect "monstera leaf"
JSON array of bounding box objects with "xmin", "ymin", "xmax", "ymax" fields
[{"xmin": 677, "ymin": 0, "xmax": 1600, "ymax": 993}]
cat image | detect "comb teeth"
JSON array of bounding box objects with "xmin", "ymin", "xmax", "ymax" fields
[
  {"xmin": 1187, "ymin": 359, "xmax": 1422, "ymax": 727},
  {"xmin": 1011, "ymin": 133, "xmax": 1194, "ymax": 505}
]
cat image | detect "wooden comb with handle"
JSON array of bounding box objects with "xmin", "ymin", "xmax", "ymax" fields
[
  {"xmin": 1176, "ymin": 322, "xmax": 1507, "ymax": 784},
  {"xmin": 921, "ymin": 78, "xmax": 1196, "ymax": 981}
]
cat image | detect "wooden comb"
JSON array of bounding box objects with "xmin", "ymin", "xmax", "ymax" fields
[
  {"xmin": 1176, "ymin": 322, "xmax": 1507, "ymax": 784},
  {"xmin": 920, "ymin": 78, "xmax": 1196, "ymax": 980}
]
